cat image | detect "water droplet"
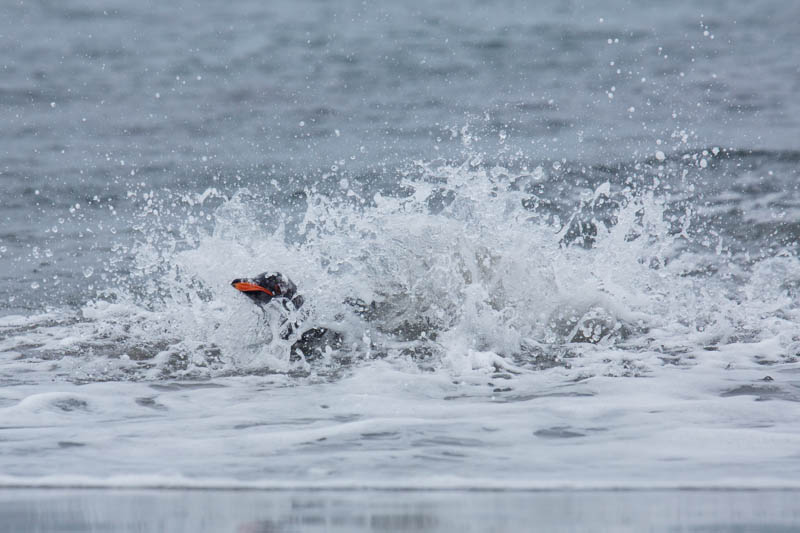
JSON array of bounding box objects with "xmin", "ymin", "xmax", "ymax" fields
[{"xmin": 83, "ymin": 267, "xmax": 94, "ymax": 278}]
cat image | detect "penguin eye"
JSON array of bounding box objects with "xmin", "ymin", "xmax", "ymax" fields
[{"xmin": 260, "ymin": 276, "xmax": 281, "ymax": 295}]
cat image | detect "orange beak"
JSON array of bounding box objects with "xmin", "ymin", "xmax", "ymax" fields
[{"xmin": 232, "ymin": 282, "xmax": 274, "ymax": 296}]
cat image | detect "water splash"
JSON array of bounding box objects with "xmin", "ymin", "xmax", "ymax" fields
[{"xmin": 2, "ymin": 154, "xmax": 799, "ymax": 382}]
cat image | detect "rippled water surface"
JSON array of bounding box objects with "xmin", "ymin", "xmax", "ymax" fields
[{"xmin": 2, "ymin": 0, "xmax": 800, "ymax": 502}]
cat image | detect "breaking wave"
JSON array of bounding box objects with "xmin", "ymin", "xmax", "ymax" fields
[{"xmin": 2, "ymin": 151, "xmax": 799, "ymax": 382}]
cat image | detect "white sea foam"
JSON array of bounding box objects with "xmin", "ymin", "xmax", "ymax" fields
[{"xmin": 1, "ymin": 157, "xmax": 799, "ymax": 487}]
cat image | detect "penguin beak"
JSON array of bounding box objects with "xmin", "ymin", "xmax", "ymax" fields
[{"xmin": 231, "ymin": 279, "xmax": 274, "ymax": 296}]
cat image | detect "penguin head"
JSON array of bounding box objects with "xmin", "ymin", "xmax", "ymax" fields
[{"xmin": 231, "ymin": 272, "xmax": 297, "ymax": 306}]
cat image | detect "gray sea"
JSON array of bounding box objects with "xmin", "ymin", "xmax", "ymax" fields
[{"xmin": 2, "ymin": 0, "xmax": 800, "ymax": 530}]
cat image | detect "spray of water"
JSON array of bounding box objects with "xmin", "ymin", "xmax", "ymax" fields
[{"xmin": 2, "ymin": 153, "xmax": 799, "ymax": 382}]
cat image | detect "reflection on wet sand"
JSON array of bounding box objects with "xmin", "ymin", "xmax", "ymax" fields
[{"xmin": 1, "ymin": 489, "xmax": 799, "ymax": 533}]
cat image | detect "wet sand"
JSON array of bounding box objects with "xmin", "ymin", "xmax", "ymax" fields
[{"xmin": 1, "ymin": 488, "xmax": 799, "ymax": 532}]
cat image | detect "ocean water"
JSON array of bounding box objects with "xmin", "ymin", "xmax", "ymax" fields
[{"xmin": 2, "ymin": 0, "xmax": 800, "ymax": 507}]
